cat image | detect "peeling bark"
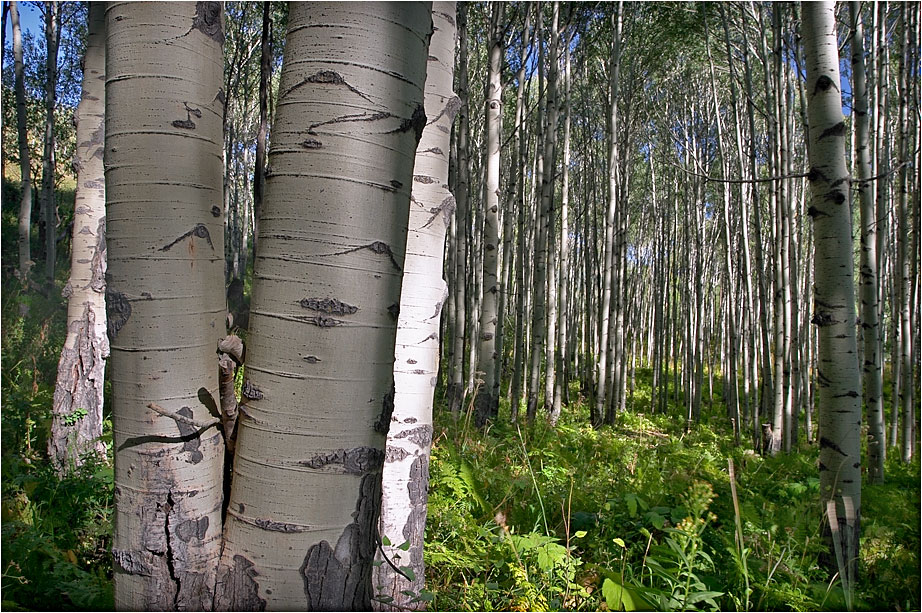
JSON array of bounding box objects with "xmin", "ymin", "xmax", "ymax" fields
[{"xmin": 375, "ymin": 4, "xmax": 455, "ymax": 609}]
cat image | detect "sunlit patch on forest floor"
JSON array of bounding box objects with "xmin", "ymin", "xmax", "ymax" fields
[{"xmin": 425, "ymin": 389, "xmax": 921, "ymax": 612}]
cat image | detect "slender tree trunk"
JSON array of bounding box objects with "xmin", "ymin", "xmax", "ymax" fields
[
  {"xmin": 448, "ymin": 3, "xmax": 470, "ymax": 419},
  {"xmin": 896, "ymin": 7, "xmax": 915, "ymax": 462},
  {"xmin": 215, "ymin": 4, "xmax": 430, "ymax": 609},
  {"xmin": 803, "ymin": 0, "xmax": 862, "ymax": 581},
  {"xmin": 49, "ymin": 3, "xmax": 108, "ymax": 474},
  {"xmin": 851, "ymin": 1, "xmax": 885, "ymax": 482},
  {"xmin": 509, "ymin": 4, "xmax": 532, "ymax": 421},
  {"xmin": 551, "ymin": 35, "xmax": 572, "ymax": 425},
  {"xmin": 12, "ymin": 1, "xmax": 32, "ymax": 282},
  {"xmin": 251, "ymin": 1, "xmax": 270, "ymax": 265},
  {"xmin": 474, "ymin": 2, "xmax": 504, "ymax": 426},
  {"xmin": 40, "ymin": 1, "xmax": 60, "ymax": 282},
  {"xmin": 595, "ymin": 2, "xmax": 622, "ymax": 427},
  {"xmin": 375, "ymin": 5, "xmax": 456, "ymax": 607},
  {"xmin": 106, "ymin": 3, "xmax": 227, "ymax": 608}
]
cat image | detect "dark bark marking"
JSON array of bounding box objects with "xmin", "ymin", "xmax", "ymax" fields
[
  {"xmin": 193, "ymin": 2, "xmax": 224, "ymax": 44},
  {"xmin": 303, "ymin": 355, "xmax": 322, "ymax": 364},
  {"xmin": 806, "ymin": 205, "xmax": 828, "ymax": 219},
  {"xmin": 308, "ymin": 110, "xmax": 393, "ymax": 135},
  {"xmin": 106, "ymin": 288, "xmax": 131, "ymax": 339},
  {"xmin": 392, "ymin": 103, "xmax": 427, "ymax": 145},
  {"xmin": 813, "ymin": 74, "xmax": 838, "ymax": 95},
  {"xmin": 820, "ymin": 436, "xmax": 848, "ymax": 456},
  {"xmin": 422, "ymin": 195, "xmax": 457, "ymax": 230},
  {"xmin": 390, "ymin": 180, "xmax": 403, "ymax": 189},
  {"xmin": 807, "ymin": 167, "xmax": 828, "ymax": 183},
  {"xmin": 171, "ymin": 103, "xmax": 203, "ymax": 131},
  {"xmin": 375, "ymin": 383, "xmax": 395, "ymax": 434},
  {"xmin": 818, "ymin": 121, "xmax": 846, "ymax": 140},
  {"xmin": 811, "ymin": 311, "xmax": 835, "ymax": 327},
  {"xmin": 385, "ymin": 446, "xmax": 411, "ymax": 463},
  {"xmin": 254, "ymin": 518, "xmax": 308, "ymax": 533},
  {"xmin": 116, "ymin": 420, "xmax": 219, "ymax": 453},
  {"xmin": 407, "ymin": 359, "xmax": 417, "ymax": 365},
  {"xmin": 404, "ymin": 454, "xmax": 430, "ymax": 571},
  {"xmin": 160, "ymin": 223, "xmax": 215, "ymax": 252},
  {"xmin": 403, "ymin": 417, "xmax": 417, "ymax": 424},
  {"xmin": 299, "ymin": 297, "xmax": 358, "ymax": 315},
  {"xmin": 242, "ymin": 380, "xmax": 263, "ymax": 400},
  {"xmin": 414, "ymin": 174, "xmax": 437, "ymax": 184},
  {"xmin": 176, "ymin": 407, "xmax": 204, "ymax": 463},
  {"xmin": 392, "ymin": 425, "xmax": 432, "ymax": 448},
  {"xmin": 833, "ymin": 390, "xmax": 860, "ymax": 399},
  {"xmin": 215, "ymin": 554, "xmax": 267, "ymax": 611},
  {"xmin": 300, "ymin": 447, "xmax": 385, "ymax": 475},
  {"xmin": 211, "ymin": 205, "xmax": 221, "ymax": 217},
  {"xmin": 388, "ymin": 303, "xmax": 400, "ymax": 321},
  {"xmin": 301, "ymin": 474, "xmax": 380, "ymax": 611},
  {"xmin": 306, "ymin": 314, "xmax": 343, "ymax": 328},
  {"xmin": 175, "ymin": 516, "xmax": 208, "ymax": 542},
  {"xmin": 301, "ymin": 138, "xmax": 323, "ymax": 149},
  {"xmin": 113, "ymin": 548, "xmax": 154, "ymax": 576},
  {"xmin": 322, "ymin": 242, "xmax": 403, "ymax": 272}
]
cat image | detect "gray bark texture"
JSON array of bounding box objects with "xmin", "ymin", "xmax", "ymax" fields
[
  {"xmin": 106, "ymin": 3, "xmax": 227, "ymax": 609},
  {"xmin": 215, "ymin": 4, "xmax": 431, "ymax": 609}
]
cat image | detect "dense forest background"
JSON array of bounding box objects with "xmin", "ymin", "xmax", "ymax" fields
[{"xmin": 1, "ymin": 1, "xmax": 920, "ymax": 611}]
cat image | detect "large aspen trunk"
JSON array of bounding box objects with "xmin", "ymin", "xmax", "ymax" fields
[
  {"xmin": 215, "ymin": 4, "xmax": 430, "ymax": 609},
  {"xmin": 474, "ymin": 2, "xmax": 504, "ymax": 426},
  {"xmin": 106, "ymin": 3, "xmax": 227, "ymax": 609},
  {"xmin": 374, "ymin": 5, "xmax": 457, "ymax": 608},
  {"xmin": 49, "ymin": 2, "xmax": 107, "ymax": 473},
  {"xmin": 12, "ymin": 1, "xmax": 32, "ymax": 281},
  {"xmin": 802, "ymin": 1, "xmax": 862, "ymax": 582}
]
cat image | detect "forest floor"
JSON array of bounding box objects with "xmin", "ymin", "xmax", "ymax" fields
[
  {"xmin": 424, "ymin": 394, "xmax": 921, "ymax": 611},
  {"xmin": 1, "ymin": 180, "xmax": 919, "ymax": 611}
]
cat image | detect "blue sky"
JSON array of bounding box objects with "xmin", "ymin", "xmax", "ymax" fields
[{"xmin": 4, "ymin": 2, "xmax": 43, "ymax": 41}]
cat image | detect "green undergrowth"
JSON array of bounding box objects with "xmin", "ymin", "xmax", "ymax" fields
[{"xmin": 425, "ymin": 395, "xmax": 920, "ymax": 611}]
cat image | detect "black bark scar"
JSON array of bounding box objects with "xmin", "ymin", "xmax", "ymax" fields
[
  {"xmin": 160, "ymin": 223, "xmax": 215, "ymax": 252},
  {"xmin": 193, "ymin": 1, "xmax": 224, "ymax": 44},
  {"xmin": 106, "ymin": 288, "xmax": 132, "ymax": 339}
]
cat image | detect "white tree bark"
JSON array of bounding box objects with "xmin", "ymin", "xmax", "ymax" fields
[
  {"xmin": 49, "ymin": 1, "xmax": 108, "ymax": 473},
  {"xmin": 374, "ymin": 5, "xmax": 457, "ymax": 609},
  {"xmin": 11, "ymin": 1, "xmax": 32, "ymax": 281},
  {"xmin": 802, "ymin": 0, "xmax": 862, "ymax": 582},
  {"xmin": 474, "ymin": 2, "xmax": 504, "ymax": 426},
  {"xmin": 215, "ymin": 4, "xmax": 430, "ymax": 609},
  {"xmin": 106, "ymin": 3, "xmax": 227, "ymax": 609}
]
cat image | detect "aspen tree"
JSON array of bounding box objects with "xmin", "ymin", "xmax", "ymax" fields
[
  {"xmin": 449, "ymin": 3, "xmax": 471, "ymax": 419},
  {"xmin": 802, "ymin": 0, "xmax": 862, "ymax": 580},
  {"xmin": 49, "ymin": 2, "xmax": 107, "ymax": 473},
  {"xmin": 215, "ymin": 4, "xmax": 430, "ymax": 609},
  {"xmin": 850, "ymin": 1, "xmax": 886, "ymax": 482},
  {"xmin": 374, "ymin": 3, "xmax": 457, "ymax": 608},
  {"xmin": 11, "ymin": 1, "xmax": 32, "ymax": 281},
  {"xmin": 106, "ymin": 3, "xmax": 227, "ymax": 608},
  {"xmin": 475, "ymin": 2, "xmax": 504, "ymax": 426},
  {"xmin": 40, "ymin": 1, "xmax": 59, "ymax": 282}
]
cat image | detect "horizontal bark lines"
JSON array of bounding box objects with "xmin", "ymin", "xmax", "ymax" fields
[
  {"xmin": 216, "ymin": 4, "xmax": 430, "ymax": 609},
  {"xmin": 106, "ymin": 3, "xmax": 226, "ymax": 609}
]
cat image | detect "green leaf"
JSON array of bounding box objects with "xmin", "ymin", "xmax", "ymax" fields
[
  {"xmin": 626, "ymin": 494, "xmax": 638, "ymax": 518},
  {"xmin": 381, "ymin": 535, "xmax": 391, "ymax": 547},
  {"xmin": 574, "ymin": 530, "xmax": 587, "ymax": 539},
  {"xmin": 613, "ymin": 537, "xmax": 626, "ymax": 548},
  {"xmin": 398, "ymin": 540, "xmax": 411, "ymax": 552},
  {"xmin": 602, "ymin": 577, "xmax": 646, "ymax": 612},
  {"xmin": 399, "ymin": 566, "xmax": 416, "ymax": 582}
]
